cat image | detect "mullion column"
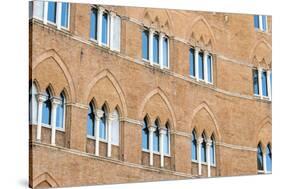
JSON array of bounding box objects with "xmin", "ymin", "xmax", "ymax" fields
[
  {"xmin": 259, "ymin": 15, "xmax": 263, "ymax": 31},
  {"xmin": 50, "ymin": 97, "xmax": 60, "ymax": 146},
  {"xmin": 159, "ymin": 127, "xmax": 166, "ymax": 168},
  {"xmin": 204, "ymin": 50, "xmax": 209, "ymax": 83},
  {"xmin": 258, "ymin": 68, "xmax": 263, "ymax": 98},
  {"xmin": 43, "ymin": 1, "xmax": 48, "ymax": 24},
  {"xmin": 109, "ymin": 11, "xmax": 116, "ymax": 50},
  {"xmin": 149, "ymin": 29, "xmax": 154, "ymax": 66},
  {"xmin": 197, "ymin": 137, "xmax": 203, "ymax": 175},
  {"xmin": 148, "ymin": 125, "xmax": 156, "ymax": 166},
  {"xmin": 107, "ymin": 112, "xmax": 117, "ymax": 157},
  {"xmin": 97, "ymin": 7, "xmax": 104, "ymax": 46},
  {"xmin": 266, "ymin": 70, "xmax": 271, "ymax": 100},
  {"xmin": 56, "ymin": 2, "xmax": 62, "ymax": 29},
  {"xmin": 159, "ymin": 33, "xmax": 164, "ymax": 69},
  {"xmin": 36, "ymin": 93, "xmax": 47, "ymax": 142},
  {"xmin": 95, "ymin": 109, "xmax": 104, "ymax": 156},
  {"xmin": 206, "ymin": 139, "xmax": 212, "ymax": 177},
  {"xmin": 263, "ymin": 151, "xmax": 267, "ymax": 173}
]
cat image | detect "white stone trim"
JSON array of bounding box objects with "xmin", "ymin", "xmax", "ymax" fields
[
  {"xmin": 149, "ymin": 28, "xmax": 154, "ymax": 66},
  {"xmin": 148, "ymin": 126, "xmax": 156, "ymax": 166},
  {"xmin": 94, "ymin": 109, "xmax": 104, "ymax": 156},
  {"xmin": 97, "ymin": 6, "xmax": 104, "ymax": 46},
  {"xmin": 217, "ymin": 142, "xmax": 257, "ymax": 152},
  {"xmin": 266, "ymin": 70, "xmax": 271, "ymax": 101}
]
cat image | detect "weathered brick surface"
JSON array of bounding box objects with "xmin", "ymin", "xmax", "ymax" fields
[{"xmin": 29, "ymin": 2, "xmax": 271, "ymax": 188}]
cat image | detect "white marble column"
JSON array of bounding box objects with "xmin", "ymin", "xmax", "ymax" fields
[
  {"xmin": 56, "ymin": 2, "xmax": 62, "ymax": 29},
  {"xmin": 206, "ymin": 139, "xmax": 212, "ymax": 177},
  {"xmin": 204, "ymin": 50, "xmax": 209, "ymax": 83},
  {"xmin": 97, "ymin": 6, "xmax": 105, "ymax": 46},
  {"xmin": 107, "ymin": 111, "xmax": 117, "ymax": 157},
  {"xmin": 149, "ymin": 28, "xmax": 154, "ymax": 66},
  {"xmin": 50, "ymin": 97, "xmax": 60, "ymax": 145},
  {"xmin": 43, "ymin": 1, "xmax": 48, "ymax": 24},
  {"xmin": 95, "ymin": 109, "xmax": 104, "ymax": 156},
  {"xmin": 109, "ymin": 11, "xmax": 116, "ymax": 50},
  {"xmin": 195, "ymin": 47, "xmax": 200, "ymax": 81},
  {"xmin": 148, "ymin": 126, "xmax": 156, "ymax": 166},
  {"xmin": 159, "ymin": 127, "xmax": 166, "ymax": 168},
  {"xmin": 159, "ymin": 33, "xmax": 164, "ymax": 69},
  {"xmin": 259, "ymin": 15, "xmax": 263, "ymax": 30},
  {"xmin": 258, "ymin": 68, "xmax": 263, "ymax": 98},
  {"xmin": 197, "ymin": 137, "xmax": 203, "ymax": 175},
  {"xmin": 266, "ymin": 70, "xmax": 271, "ymax": 100},
  {"xmin": 263, "ymin": 152, "xmax": 267, "ymax": 174},
  {"xmin": 36, "ymin": 93, "xmax": 47, "ymax": 141}
]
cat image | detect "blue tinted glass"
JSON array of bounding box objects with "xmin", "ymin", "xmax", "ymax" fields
[
  {"xmin": 99, "ymin": 114, "xmax": 106, "ymax": 139},
  {"xmin": 47, "ymin": 1, "xmax": 57, "ymax": 23},
  {"xmin": 42, "ymin": 91, "xmax": 51, "ymax": 125},
  {"xmin": 253, "ymin": 70, "xmax": 259, "ymax": 95},
  {"xmin": 153, "ymin": 127, "xmax": 159, "ymax": 152},
  {"xmin": 207, "ymin": 55, "xmax": 212, "ymax": 82},
  {"xmin": 262, "ymin": 16, "xmax": 267, "ymax": 31},
  {"xmin": 210, "ymin": 140, "xmax": 215, "ymax": 164},
  {"xmin": 189, "ymin": 48, "xmax": 195, "ymax": 76},
  {"xmin": 163, "ymin": 38, "xmax": 169, "ymax": 67},
  {"xmin": 142, "ymin": 30, "xmax": 149, "ymax": 60},
  {"xmin": 102, "ymin": 12, "xmax": 108, "ymax": 44},
  {"xmin": 90, "ymin": 8, "xmax": 98, "ymax": 40},
  {"xmin": 153, "ymin": 34, "xmax": 159, "ymax": 63},
  {"xmin": 257, "ymin": 144, "xmax": 263, "ymax": 170},
  {"xmin": 198, "ymin": 52, "xmax": 204, "ymax": 80},
  {"xmin": 87, "ymin": 105, "xmax": 95, "ymax": 136},
  {"xmin": 163, "ymin": 132, "xmax": 169, "ymax": 154},
  {"xmin": 201, "ymin": 139, "xmax": 206, "ymax": 162},
  {"xmin": 56, "ymin": 95, "xmax": 64, "ymax": 128},
  {"xmin": 266, "ymin": 145, "xmax": 272, "ymax": 172},
  {"xmin": 192, "ymin": 131, "xmax": 197, "ymax": 160},
  {"xmin": 61, "ymin": 2, "xmax": 69, "ymax": 28},
  {"xmin": 254, "ymin": 15, "xmax": 259, "ymax": 29},
  {"xmin": 262, "ymin": 71, "xmax": 268, "ymax": 96},
  {"xmin": 142, "ymin": 119, "xmax": 149, "ymax": 150}
]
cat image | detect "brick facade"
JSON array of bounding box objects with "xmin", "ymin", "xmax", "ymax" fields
[{"xmin": 29, "ymin": 2, "xmax": 272, "ymax": 188}]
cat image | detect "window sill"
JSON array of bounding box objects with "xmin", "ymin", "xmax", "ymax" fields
[{"xmin": 192, "ymin": 160, "xmax": 216, "ymax": 167}]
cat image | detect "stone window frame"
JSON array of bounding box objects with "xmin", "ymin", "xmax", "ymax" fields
[
  {"xmin": 257, "ymin": 142, "xmax": 272, "ymax": 174},
  {"xmin": 254, "ymin": 15, "xmax": 268, "ymax": 32},
  {"xmin": 252, "ymin": 67, "xmax": 272, "ymax": 101}
]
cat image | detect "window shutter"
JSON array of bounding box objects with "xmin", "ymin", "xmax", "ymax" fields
[
  {"xmin": 33, "ymin": 0, "xmax": 44, "ymax": 20},
  {"xmin": 112, "ymin": 15, "xmax": 121, "ymax": 52}
]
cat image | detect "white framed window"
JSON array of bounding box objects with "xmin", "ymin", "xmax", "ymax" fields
[
  {"xmin": 55, "ymin": 92, "xmax": 66, "ymax": 131},
  {"xmin": 254, "ymin": 15, "xmax": 267, "ymax": 32},
  {"xmin": 31, "ymin": 1, "xmax": 70, "ymax": 31},
  {"xmin": 29, "ymin": 82, "xmax": 38, "ymax": 125},
  {"xmin": 253, "ymin": 68, "xmax": 271, "ymax": 100}
]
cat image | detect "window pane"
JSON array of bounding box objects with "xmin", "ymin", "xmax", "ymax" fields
[
  {"xmin": 153, "ymin": 127, "xmax": 160, "ymax": 152},
  {"xmin": 111, "ymin": 110, "xmax": 119, "ymax": 145},
  {"xmin": 189, "ymin": 48, "xmax": 195, "ymax": 77},
  {"xmin": 210, "ymin": 140, "xmax": 215, "ymax": 164},
  {"xmin": 266, "ymin": 145, "xmax": 272, "ymax": 172},
  {"xmin": 153, "ymin": 34, "xmax": 159, "ymax": 63},
  {"xmin": 198, "ymin": 52, "xmax": 204, "ymax": 80},
  {"xmin": 201, "ymin": 141, "xmax": 206, "ymax": 162},
  {"xmin": 253, "ymin": 69, "xmax": 259, "ymax": 95},
  {"xmin": 99, "ymin": 113, "xmax": 106, "ymax": 139},
  {"xmin": 47, "ymin": 1, "xmax": 57, "ymax": 23},
  {"xmin": 262, "ymin": 15, "xmax": 267, "ymax": 31},
  {"xmin": 33, "ymin": 1, "xmax": 44, "ymax": 20},
  {"xmin": 142, "ymin": 30, "xmax": 149, "ymax": 60},
  {"xmin": 87, "ymin": 105, "xmax": 95, "ymax": 136},
  {"xmin": 61, "ymin": 2, "xmax": 69, "ymax": 28},
  {"xmin": 42, "ymin": 91, "xmax": 51, "ymax": 125},
  {"xmin": 163, "ymin": 38, "xmax": 169, "ymax": 67},
  {"xmin": 192, "ymin": 131, "xmax": 197, "ymax": 160},
  {"xmin": 262, "ymin": 71, "xmax": 268, "ymax": 96},
  {"xmin": 142, "ymin": 119, "xmax": 149, "ymax": 150},
  {"xmin": 102, "ymin": 12, "xmax": 108, "ymax": 44},
  {"xmin": 254, "ymin": 15, "xmax": 259, "ymax": 29},
  {"xmin": 257, "ymin": 144, "xmax": 263, "ymax": 171},
  {"xmin": 163, "ymin": 131, "xmax": 169, "ymax": 154},
  {"xmin": 56, "ymin": 94, "xmax": 64, "ymax": 128},
  {"xmin": 207, "ymin": 55, "xmax": 212, "ymax": 83},
  {"xmin": 90, "ymin": 8, "xmax": 98, "ymax": 40}
]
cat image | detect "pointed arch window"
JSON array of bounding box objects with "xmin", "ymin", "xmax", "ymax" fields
[
  {"xmin": 191, "ymin": 129, "xmax": 197, "ymax": 161},
  {"xmin": 266, "ymin": 144, "xmax": 272, "ymax": 172},
  {"xmin": 163, "ymin": 123, "xmax": 170, "ymax": 155},
  {"xmin": 99, "ymin": 105, "xmax": 107, "ymax": 140},
  {"xmin": 210, "ymin": 134, "xmax": 216, "ymax": 165},
  {"xmin": 142, "ymin": 117, "xmax": 149, "ymax": 150},
  {"xmin": 87, "ymin": 103, "xmax": 95, "ymax": 137},
  {"xmin": 42, "ymin": 88, "xmax": 52, "ymax": 125},
  {"xmin": 29, "ymin": 82, "xmax": 38, "ymax": 124},
  {"xmin": 201, "ymin": 133, "xmax": 207, "ymax": 162},
  {"xmin": 257, "ymin": 143, "xmax": 264, "ymax": 171},
  {"xmin": 56, "ymin": 92, "xmax": 65, "ymax": 129},
  {"xmin": 153, "ymin": 120, "xmax": 160, "ymax": 152}
]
